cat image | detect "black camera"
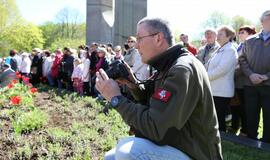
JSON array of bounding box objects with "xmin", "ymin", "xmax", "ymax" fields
[{"xmin": 106, "ymin": 60, "xmax": 129, "ymax": 80}]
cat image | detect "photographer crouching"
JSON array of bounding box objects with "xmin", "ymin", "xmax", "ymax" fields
[{"xmin": 96, "ymin": 17, "xmax": 223, "ymax": 160}]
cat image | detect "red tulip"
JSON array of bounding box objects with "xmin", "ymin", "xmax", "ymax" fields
[
  {"xmin": 12, "ymin": 79, "xmax": 18, "ymax": 84},
  {"xmin": 10, "ymin": 96, "xmax": 21, "ymax": 105},
  {"xmin": 7, "ymin": 83, "xmax": 14, "ymax": 88},
  {"xmin": 29, "ymin": 88, "xmax": 38, "ymax": 94},
  {"xmin": 26, "ymin": 83, "xmax": 33, "ymax": 88},
  {"xmin": 22, "ymin": 76, "xmax": 30, "ymax": 83},
  {"xmin": 15, "ymin": 72, "xmax": 21, "ymax": 79}
]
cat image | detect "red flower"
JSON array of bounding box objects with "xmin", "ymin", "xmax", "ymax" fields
[
  {"xmin": 29, "ymin": 88, "xmax": 38, "ymax": 94},
  {"xmin": 10, "ymin": 96, "xmax": 21, "ymax": 105},
  {"xmin": 7, "ymin": 83, "xmax": 14, "ymax": 88},
  {"xmin": 22, "ymin": 76, "xmax": 30, "ymax": 83},
  {"xmin": 15, "ymin": 72, "xmax": 22, "ymax": 79},
  {"xmin": 26, "ymin": 83, "xmax": 33, "ymax": 88},
  {"xmin": 12, "ymin": 79, "xmax": 18, "ymax": 84}
]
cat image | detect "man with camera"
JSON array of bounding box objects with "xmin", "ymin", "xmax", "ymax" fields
[{"xmin": 96, "ymin": 17, "xmax": 222, "ymax": 160}]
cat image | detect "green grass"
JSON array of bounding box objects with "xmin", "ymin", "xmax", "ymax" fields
[{"xmin": 222, "ymin": 141, "xmax": 270, "ymax": 160}]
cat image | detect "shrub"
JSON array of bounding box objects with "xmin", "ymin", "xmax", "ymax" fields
[{"xmin": 12, "ymin": 109, "xmax": 47, "ymax": 134}]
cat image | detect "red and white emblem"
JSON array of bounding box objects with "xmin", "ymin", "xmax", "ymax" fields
[{"xmin": 152, "ymin": 88, "xmax": 171, "ymax": 102}]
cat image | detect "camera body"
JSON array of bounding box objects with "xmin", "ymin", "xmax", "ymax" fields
[{"xmin": 106, "ymin": 60, "xmax": 129, "ymax": 80}]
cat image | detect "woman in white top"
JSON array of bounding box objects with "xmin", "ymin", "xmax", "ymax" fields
[
  {"xmin": 19, "ymin": 52, "xmax": 32, "ymax": 77},
  {"xmin": 205, "ymin": 26, "xmax": 238, "ymax": 132},
  {"xmin": 80, "ymin": 49, "xmax": 91, "ymax": 96}
]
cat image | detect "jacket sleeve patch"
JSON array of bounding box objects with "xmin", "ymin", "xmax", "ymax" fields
[{"xmin": 152, "ymin": 88, "xmax": 171, "ymax": 102}]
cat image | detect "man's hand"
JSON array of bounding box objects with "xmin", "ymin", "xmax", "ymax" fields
[
  {"xmin": 96, "ymin": 69, "xmax": 121, "ymax": 101},
  {"xmin": 249, "ymin": 73, "xmax": 268, "ymax": 85}
]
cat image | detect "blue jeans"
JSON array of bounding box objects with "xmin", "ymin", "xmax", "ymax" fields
[
  {"xmin": 46, "ymin": 72, "xmax": 55, "ymax": 87},
  {"xmin": 104, "ymin": 137, "xmax": 190, "ymax": 160}
]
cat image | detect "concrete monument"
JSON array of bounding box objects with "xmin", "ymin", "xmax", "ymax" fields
[{"xmin": 86, "ymin": 0, "xmax": 147, "ymax": 45}]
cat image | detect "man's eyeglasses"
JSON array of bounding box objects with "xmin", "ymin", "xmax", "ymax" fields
[
  {"xmin": 127, "ymin": 40, "xmax": 135, "ymax": 43},
  {"xmin": 136, "ymin": 32, "xmax": 159, "ymax": 42}
]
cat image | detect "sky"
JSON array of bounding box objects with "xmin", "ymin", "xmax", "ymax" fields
[{"xmin": 16, "ymin": 0, "xmax": 270, "ymax": 39}]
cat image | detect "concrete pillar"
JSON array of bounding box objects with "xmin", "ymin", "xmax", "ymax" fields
[
  {"xmin": 113, "ymin": 0, "xmax": 147, "ymax": 46},
  {"xmin": 86, "ymin": 0, "xmax": 147, "ymax": 46},
  {"xmin": 86, "ymin": 0, "xmax": 114, "ymax": 45}
]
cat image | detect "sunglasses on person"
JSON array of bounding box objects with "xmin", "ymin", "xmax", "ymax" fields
[{"xmin": 127, "ymin": 40, "xmax": 135, "ymax": 43}]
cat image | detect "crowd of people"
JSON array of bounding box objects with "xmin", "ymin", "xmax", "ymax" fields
[
  {"xmin": 0, "ymin": 36, "xmax": 150, "ymax": 98},
  {"xmin": 1, "ymin": 9, "xmax": 270, "ymax": 160}
]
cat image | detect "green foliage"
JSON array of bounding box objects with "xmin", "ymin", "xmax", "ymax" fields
[
  {"xmin": 0, "ymin": 0, "xmax": 22, "ymax": 30},
  {"xmin": 12, "ymin": 109, "xmax": 47, "ymax": 134},
  {"xmin": 0, "ymin": 81, "xmax": 36, "ymax": 108},
  {"xmin": 47, "ymin": 127, "xmax": 72, "ymax": 142},
  {"xmin": 0, "ymin": 0, "xmax": 26, "ymax": 56},
  {"xmin": 17, "ymin": 142, "xmax": 32, "ymax": 159},
  {"xmin": 39, "ymin": 22, "xmax": 60, "ymax": 49},
  {"xmin": 1, "ymin": 23, "xmax": 44, "ymax": 53},
  {"xmin": 49, "ymin": 38, "xmax": 85, "ymax": 51},
  {"xmin": 39, "ymin": 7, "xmax": 86, "ymax": 50},
  {"xmin": 47, "ymin": 142, "xmax": 63, "ymax": 157},
  {"xmin": 231, "ymin": 15, "xmax": 253, "ymax": 41},
  {"xmin": 203, "ymin": 11, "xmax": 231, "ymax": 29}
]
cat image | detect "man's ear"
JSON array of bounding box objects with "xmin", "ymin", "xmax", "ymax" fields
[{"xmin": 155, "ymin": 32, "xmax": 164, "ymax": 47}]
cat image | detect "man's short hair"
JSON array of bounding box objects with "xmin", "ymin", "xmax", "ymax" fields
[
  {"xmin": 138, "ymin": 17, "xmax": 174, "ymax": 46},
  {"xmin": 205, "ymin": 28, "xmax": 217, "ymax": 35},
  {"xmin": 260, "ymin": 10, "xmax": 270, "ymax": 22}
]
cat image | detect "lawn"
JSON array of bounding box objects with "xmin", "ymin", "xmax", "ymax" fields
[{"xmin": 0, "ymin": 83, "xmax": 269, "ymax": 160}]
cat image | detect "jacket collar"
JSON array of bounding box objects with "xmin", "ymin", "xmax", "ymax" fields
[
  {"xmin": 148, "ymin": 44, "xmax": 188, "ymax": 72},
  {"xmin": 217, "ymin": 42, "xmax": 232, "ymax": 52}
]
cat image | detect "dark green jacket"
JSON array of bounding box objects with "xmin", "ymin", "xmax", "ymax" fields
[{"xmin": 116, "ymin": 44, "xmax": 222, "ymax": 160}]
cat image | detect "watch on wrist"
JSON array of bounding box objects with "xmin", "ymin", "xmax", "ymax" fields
[{"xmin": 110, "ymin": 95, "xmax": 125, "ymax": 108}]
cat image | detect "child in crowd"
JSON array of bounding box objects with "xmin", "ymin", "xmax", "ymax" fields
[{"xmin": 71, "ymin": 58, "xmax": 84, "ymax": 95}]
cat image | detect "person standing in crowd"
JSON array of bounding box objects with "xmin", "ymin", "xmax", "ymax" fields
[
  {"xmin": 239, "ymin": 10, "xmax": 270, "ymax": 143},
  {"xmin": 205, "ymin": 26, "xmax": 238, "ymax": 132},
  {"xmin": 197, "ymin": 28, "xmax": 220, "ymax": 64},
  {"xmin": 51, "ymin": 49, "xmax": 63, "ymax": 90},
  {"xmin": 180, "ymin": 33, "xmax": 197, "ymax": 56},
  {"xmin": 6, "ymin": 49, "xmax": 18, "ymax": 72},
  {"xmin": 132, "ymin": 51, "xmax": 150, "ymax": 81},
  {"xmin": 89, "ymin": 42, "xmax": 99, "ymax": 95},
  {"xmin": 112, "ymin": 45, "xmax": 124, "ymax": 62},
  {"xmin": 89, "ymin": 42, "xmax": 99, "ymax": 74},
  {"xmin": 71, "ymin": 58, "xmax": 84, "ymax": 95},
  {"xmin": 30, "ymin": 48, "xmax": 43, "ymax": 85},
  {"xmin": 93, "ymin": 46, "xmax": 110, "ymax": 97},
  {"xmin": 124, "ymin": 36, "xmax": 140, "ymax": 68},
  {"xmin": 19, "ymin": 52, "xmax": 32, "ymax": 77},
  {"xmin": 230, "ymin": 25, "xmax": 256, "ymax": 135},
  {"xmin": 0, "ymin": 63, "xmax": 16, "ymax": 88},
  {"xmin": 60, "ymin": 47, "xmax": 74, "ymax": 91},
  {"xmin": 96, "ymin": 17, "xmax": 222, "ymax": 160},
  {"xmin": 43, "ymin": 51, "xmax": 55, "ymax": 87},
  {"xmin": 81, "ymin": 49, "xmax": 91, "ymax": 96},
  {"xmin": 124, "ymin": 36, "xmax": 150, "ymax": 80},
  {"xmin": 122, "ymin": 42, "xmax": 129, "ymax": 56},
  {"xmin": 107, "ymin": 43, "xmax": 115, "ymax": 61}
]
